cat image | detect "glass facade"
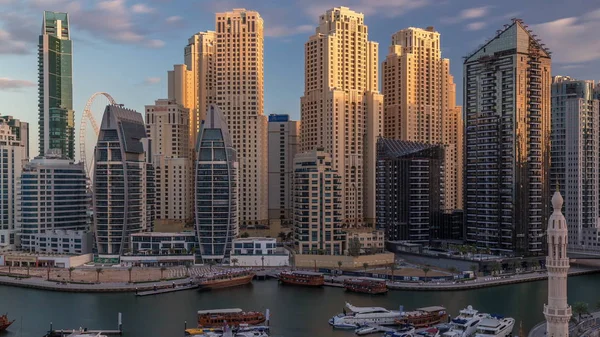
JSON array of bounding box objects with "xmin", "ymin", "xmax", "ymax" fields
[
  {"xmin": 38, "ymin": 11, "xmax": 74, "ymax": 159},
  {"xmin": 195, "ymin": 105, "xmax": 238, "ymax": 263}
]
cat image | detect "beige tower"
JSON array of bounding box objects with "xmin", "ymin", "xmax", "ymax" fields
[
  {"xmin": 382, "ymin": 27, "xmax": 463, "ymax": 211},
  {"xmin": 145, "ymin": 99, "xmax": 194, "ymax": 230},
  {"xmin": 543, "ymin": 191, "xmax": 571, "ymax": 337},
  {"xmin": 167, "ymin": 64, "xmax": 195, "ymax": 153},
  {"xmin": 301, "ymin": 7, "xmax": 383, "ymax": 226},
  {"xmin": 215, "ymin": 9, "xmax": 268, "ymax": 228}
]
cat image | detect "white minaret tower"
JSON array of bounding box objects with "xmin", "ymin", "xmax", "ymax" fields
[{"xmin": 543, "ymin": 190, "xmax": 572, "ymax": 337}]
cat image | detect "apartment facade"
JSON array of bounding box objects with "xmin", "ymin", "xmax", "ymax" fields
[
  {"xmin": 267, "ymin": 114, "xmax": 300, "ymax": 224},
  {"xmin": 301, "ymin": 7, "xmax": 383, "ymax": 226},
  {"xmin": 38, "ymin": 11, "xmax": 74, "ymax": 159},
  {"xmin": 292, "ymin": 149, "xmax": 345, "ymax": 255},
  {"xmin": 215, "ymin": 9, "xmax": 268, "ymax": 229},
  {"xmin": 93, "ymin": 105, "xmax": 155, "ymax": 256},
  {"xmin": 376, "ymin": 138, "xmax": 444, "ymax": 242},
  {"xmin": 464, "ymin": 19, "xmax": 551, "ymax": 256},
  {"xmin": 551, "ymin": 76, "xmax": 600, "ymax": 252},
  {"xmin": 18, "ymin": 154, "xmax": 89, "ymax": 254},
  {"xmin": 145, "ymin": 99, "xmax": 193, "ymax": 229},
  {"xmin": 195, "ymin": 105, "xmax": 238, "ymax": 263},
  {"xmin": 382, "ymin": 26, "xmax": 463, "ymax": 212}
]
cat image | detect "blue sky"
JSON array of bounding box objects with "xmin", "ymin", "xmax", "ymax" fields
[{"xmin": 1, "ymin": 0, "xmax": 600, "ymax": 159}]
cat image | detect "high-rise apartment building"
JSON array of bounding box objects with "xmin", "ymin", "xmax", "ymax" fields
[
  {"xmin": 382, "ymin": 27, "xmax": 463, "ymax": 212},
  {"xmin": 18, "ymin": 152, "xmax": 90, "ymax": 254},
  {"xmin": 195, "ymin": 105, "xmax": 238, "ymax": 263},
  {"xmin": 0, "ymin": 116, "xmax": 29, "ymax": 159},
  {"xmin": 551, "ymin": 76, "xmax": 600, "ymax": 253},
  {"xmin": 215, "ymin": 9, "xmax": 268, "ymax": 229},
  {"xmin": 376, "ymin": 139, "xmax": 444, "ymax": 242},
  {"xmin": 267, "ymin": 114, "xmax": 300, "ymax": 224},
  {"xmin": 93, "ymin": 105, "xmax": 155, "ymax": 256},
  {"xmin": 145, "ymin": 99, "xmax": 193, "ymax": 229},
  {"xmin": 301, "ymin": 7, "xmax": 383, "ymax": 226},
  {"xmin": 0, "ymin": 119, "xmax": 28, "ymax": 249},
  {"xmin": 464, "ymin": 19, "xmax": 551, "ymax": 256},
  {"xmin": 292, "ymin": 149, "xmax": 345, "ymax": 255},
  {"xmin": 167, "ymin": 64, "xmax": 195, "ymax": 152},
  {"xmin": 38, "ymin": 11, "xmax": 74, "ymax": 159}
]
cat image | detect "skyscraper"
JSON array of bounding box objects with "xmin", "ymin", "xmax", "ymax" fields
[
  {"xmin": 292, "ymin": 149, "xmax": 345, "ymax": 255},
  {"xmin": 550, "ymin": 76, "xmax": 600, "ymax": 252},
  {"xmin": 38, "ymin": 11, "xmax": 74, "ymax": 159},
  {"xmin": 145, "ymin": 99, "xmax": 193, "ymax": 230},
  {"xmin": 268, "ymin": 114, "xmax": 300, "ymax": 224},
  {"xmin": 195, "ymin": 105, "xmax": 238, "ymax": 263},
  {"xmin": 382, "ymin": 27, "xmax": 463, "ymax": 212},
  {"xmin": 93, "ymin": 105, "xmax": 155, "ymax": 256},
  {"xmin": 0, "ymin": 116, "xmax": 29, "ymax": 159},
  {"xmin": 464, "ymin": 19, "xmax": 551, "ymax": 256},
  {"xmin": 214, "ymin": 9, "xmax": 268, "ymax": 229},
  {"xmin": 301, "ymin": 7, "xmax": 383, "ymax": 226}
]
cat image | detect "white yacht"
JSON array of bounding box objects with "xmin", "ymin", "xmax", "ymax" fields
[
  {"xmin": 474, "ymin": 316, "xmax": 515, "ymax": 337},
  {"xmin": 442, "ymin": 306, "xmax": 488, "ymax": 337},
  {"xmin": 329, "ymin": 302, "xmax": 403, "ymax": 327}
]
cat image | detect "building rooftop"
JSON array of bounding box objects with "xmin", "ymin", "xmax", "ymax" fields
[
  {"xmin": 378, "ymin": 138, "xmax": 439, "ymax": 158},
  {"xmin": 131, "ymin": 232, "xmax": 195, "ymax": 237}
]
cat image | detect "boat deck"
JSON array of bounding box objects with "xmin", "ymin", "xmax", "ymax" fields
[
  {"xmin": 47, "ymin": 330, "xmax": 122, "ymax": 336},
  {"xmin": 135, "ymin": 284, "xmax": 199, "ymax": 296}
]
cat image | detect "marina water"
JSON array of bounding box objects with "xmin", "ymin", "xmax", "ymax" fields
[{"xmin": 1, "ymin": 274, "xmax": 599, "ymax": 337}]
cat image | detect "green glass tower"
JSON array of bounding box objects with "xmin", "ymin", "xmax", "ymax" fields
[{"xmin": 38, "ymin": 11, "xmax": 74, "ymax": 159}]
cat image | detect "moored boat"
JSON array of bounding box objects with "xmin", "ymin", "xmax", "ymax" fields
[
  {"xmin": 195, "ymin": 269, "xmax": 255, "ymax": 290},
  {"xmin": 344, "ymin": 277, "xmax": 388, "ymax": 294},
  {"xmin": 416, "ymin": 327, "xmax": 440, "ymax": 337},
  {"xmin": 0, "ymin": 314, "xmax": 14, "ymax": 332},
  {"xmin": 278, "ymin": 271, "xmax": 324, "ymax": 286},
  {"xmin": 329, "ymin": 302, "xmax": 403, "ymax": 327},
  {"xmin": 442, "ymin": 306, "xmax": 488, "ymax": 337},
  {"xmin": 474, "ymin": 315, "xmax": 514, "ymax": 337},
  {"xmin": 197, "ymin": 308, "xmax": 266, "ymax": 328},
  {"xmin": 396, "ymin": 306, "xmax": 448, "ymax": 328}
]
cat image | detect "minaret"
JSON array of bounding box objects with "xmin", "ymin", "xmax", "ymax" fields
[{"xmin": 543, "ymin": 190, "xmax": 572, "ymax": 337}]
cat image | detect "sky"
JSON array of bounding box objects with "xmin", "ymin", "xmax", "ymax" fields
[{"xmin": 2, "ymin": 0, "xmax": 600, "ymax": 160}]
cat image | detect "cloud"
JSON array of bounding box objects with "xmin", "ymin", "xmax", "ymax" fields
[
  {"xmin": 442, "ymin": 6, "xmax": 491, "ymax": 24},
  {"xmin": 532, "ymin": 11, "xmax": 600, "ymax": 63},
  {"xmin": 466, "ymin": 22, "xmax": 486, "ymax": 31},
  {"xmin": 304, "ymin": 0, "xmax": 429, "ymax": 20},
  {"xmin": 165, "ymin": 15, "xmax": 182, "ymax": 24},
  {"xmin": 266, "ymin": 24, "xmax": 313, "ymax": 38},
  {"xmin": 0, "ymin": 78, "xmax": 36, "ymax": 90},
  {"xmin": 144, "ymin": 77, "xmax": 161, "ymax": 85},
  {"xmin": 0, "ymin": 29, "xmax": 29, "ymax": 54},
  {"xmin": 131, "ymin": 3, "xmax": 155, "ymax": 14}
]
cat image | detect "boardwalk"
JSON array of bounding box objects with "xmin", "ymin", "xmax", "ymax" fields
[{"xmin": 167, "ymin": 266, "xmax": 216, "ymax": 279}]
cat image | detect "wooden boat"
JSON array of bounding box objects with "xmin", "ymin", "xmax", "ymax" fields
[
  {"xmin": 278, "ymin": 271, "xmax": 324, "ymax": 286},
  {"xmin": 344, "ymin": 277, "xmax": 388, "ymax": 294},
  {"xmin": 395, "ymin": 306, "xmax": 448, "ymax": 328},
  {"xmin": 195, "ymin": 269, "xmax": 255, "ymax": 289},
  {"xmin": 197, "ymin": 308, "xmax": 266, "ymax": 327},
  {"xmin": 0, "ymin": 314, "xmax": 14, "ymax": 332}
]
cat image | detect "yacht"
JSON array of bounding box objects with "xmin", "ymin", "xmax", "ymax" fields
[
  {"xmin": 442, "ymin": 306, "xmax": 488, "ymax": 337},
  {"xmin": 329, "ymin": 302, "xmax": 403, "ymax": 327},
  {"xmin": 474, "ymin": 316, "xmax": 515, "ymax": 337}
]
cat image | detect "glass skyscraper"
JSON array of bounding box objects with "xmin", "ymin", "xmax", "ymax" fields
[
  {"xmin": 38, "ymin": 11, "xmax": 74, "ymax": 159},
  {"xmin": 195, "ymin": 104, "xmax": 238, "ymax": 263}
]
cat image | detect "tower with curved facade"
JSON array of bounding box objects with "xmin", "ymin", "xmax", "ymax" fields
[
  {"xmin": 195, "ymin": 104, "xmax": 238, "ymax": 263},
  {"xmin": 93, "ymin": 104, "xmax": 155, "ymax": 257}
]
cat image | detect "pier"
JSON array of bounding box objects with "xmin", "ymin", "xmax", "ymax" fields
[
  {"xmin": 135, "ymin": 284, "xmax": 198, "ymax": 296},
  {"xmin": 48, "ymin": 329, "xmax": 123, "ymax": 336}
]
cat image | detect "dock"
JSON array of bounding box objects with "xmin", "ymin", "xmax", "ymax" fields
[
  {"xmin": 48, "ymin": 329, "xmax": 122, "ymax": 336},
  {"xmin": 135, "ymin": 284, "xmax": 198, "ymax": 296}
]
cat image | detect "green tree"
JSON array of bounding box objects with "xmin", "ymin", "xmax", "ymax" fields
[
  {"xmin": 7, "ymin": 264, "xmax": 11, "ymax": 275},
  {"xmin": 26, "ymin": 264, "xmax": 30, "ymax": 276},
  {"xmin": 448, "ymin": 266, "xmax": 459, "ymax": 277},
  {"xmin": 531, "ymin": 260, "xmax": 540, "ymax": 271},
  {"xmin": 422, "ymin": 267, "xmax": 431, "ymax": 279},
  {"xmin": 128, "ymin": 266, "xmax": 134, "ymax": 283},
  {"xmin": 595, "ymin": 300, "xmax": 600, "ymax": 311},
  {"xmin": 572, "ymin": 302, "xmax": 589, "ymax": 321},
  {"xmin": 160, "ymin": 266, "xmax": 167, "ymax": 280},
  {"xmin": 348, "ymin": 237, "xmax": 361, "ymax": 257},
  {"xmin": 68, "ymin": 267, "xmax": 75, "ymax": 282},
  {"xmin": 241, "ymin": 232, "xmax": 250, "ymax": 238},
  {"xmin": 278, "ymin": 232, "xmax": 287, "ymax": 242},
  {"xmin": 95, "ymin": 268, "xmax": 103, "ymax": 283},
  {"xmin": 286, "ymin": 231, "xmax": 294, "ymax": 241},
  {"xmin": 470, "ymin": 264, "xmax": 479, "ymax": 275},
  {"xmin": 337, "ymin": 261, "xmax": 343, "ymax": 274},
  {"xmin": 184, "ymin": 262, "xmax": 191, "ymax": 276},
  {"xmin": 363, "ymin": 263, "xmax": 369, "ymax": 273},
  {"xmin": 232, "ymin": 258, "xmax": 239, "ymax": 268},
  {"xmin": 490, "ymin": 262, "xmax": 502, "ymax": 275},
  {"xmin": 46, "ymin": 266, "xmax": 51, "ymax": 281}
]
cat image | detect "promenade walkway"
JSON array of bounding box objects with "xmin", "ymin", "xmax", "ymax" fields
[{"xmin": 529, "ymin": 311, "xmax": 600, "ymax": 337}]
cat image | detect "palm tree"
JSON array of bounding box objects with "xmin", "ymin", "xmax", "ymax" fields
[
  {"xmin": 422, "ymin": 267, "xmax": 431, "ymax": 279},
  {"xmin": 95, "ymin": 268, "xmax": 103, "ymax": 283},
  {"xmin": 232, "ymin": 258, "xmax": 239, "ymax": 268},
  {"xmin": 127, "ymin": 266, "xmax": 133, "ymax": 283},
  {"xmin": 47, "ymin": 266, "xmax": 51, "ymax": 281},
  {"xmin": 531, "ymin": 260, "xmax": 540, "ymax": 271},
  {"xmin": 337, "ymin": 261, "xmax": 343, "ymax": 274},
  {"xmin": 572, "ymin": 302, "xmax": 589, "ymax": 321},
  {"xmin": 160, "ymin": 266, "xmax": 167, "ymax": 280},
  {"xmin": 448, "ymin": 266, "xmax": 458, "ymax": 278},
  {"xmin": 469, "ymin": 264, "xmax": 478, "ymax": 276},
  {"xmin": 363, "ymin": 263, "xmax": 369, "ymax": 273},
  {"xmin": 184, "ymin": 262, "xmax": 191, "ymax": 276},
  {"xmin": 390, "ymin": 264, "xmax": 397, "ymax": 281},
  {"xmin": 207, "ymin": 260, "xmax": 216, "ymax": 272},
  {"xmin": 7, "ymin": 264, "xmax": 11, "ymax": 275},
  {"xmin": 278, "ymin": 232, "xmax": 287, "ymax": 242},
  {"xmin": 26, "ymin": 264, "xmax": 30, "ymax": 277},
  {"xmin": 491, "ymin": 262, "xmax": 502, "ymax": 276},
  {"xmin": 68, "ymin": 267, "xmax": 75, "ymax": 282}
]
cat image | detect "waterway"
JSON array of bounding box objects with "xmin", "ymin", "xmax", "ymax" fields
[{"xmin": 1, "ymin": 274, "xmax": 599, "ymax": 337}]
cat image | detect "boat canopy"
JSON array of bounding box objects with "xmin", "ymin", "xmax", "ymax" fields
[
  {"xmin": 289, "ymin": 271, "xmax": 323, "ymax": 276},
  {"xmin": 417, "ymin": 306, "xmax": 446, "ymax": 312},
  {"xmin": 478, "ymin": 318, "xmax": 502, "ymax": 328},
  {"xmin": 345, "ymin": 302, "xmax": 389, "ymax": 313},
  {"xmin": 197, "ymin": 308, "xmax": 243, "ymax": 314}
]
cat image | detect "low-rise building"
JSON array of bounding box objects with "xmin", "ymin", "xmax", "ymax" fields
[
  {"xmin": 36, "ymin": 230, "xmax": 93, "ymax": 255},
  {"xmin": 0, "ymin": 252, "xmax": 92, "ymax": 268},
  {"xmin": 130, "ymin": 232, "xmax": 197, "ymax": 255},
  {"xmin": 345, "ymin": 229, "xmax": 385, "ymax": 254},
  {"xmin": 230, "ymin": 237, "xmax": 289, "ymax": 267}
]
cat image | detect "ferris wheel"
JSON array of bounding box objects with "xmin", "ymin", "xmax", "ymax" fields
[{"xmin": 78, "ymin": 92, "xmax": 116, "ymax": 175}]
